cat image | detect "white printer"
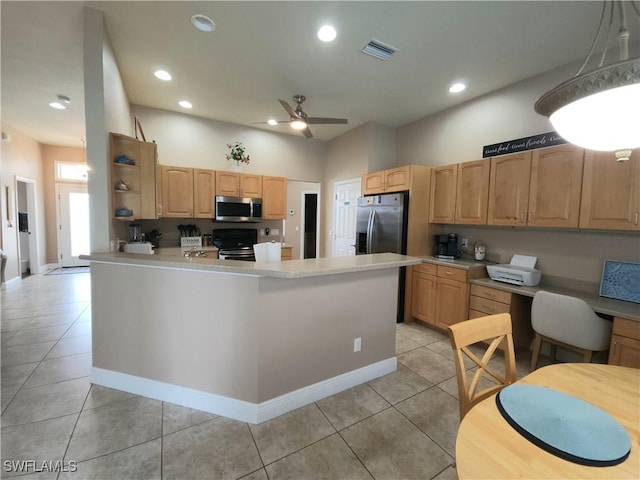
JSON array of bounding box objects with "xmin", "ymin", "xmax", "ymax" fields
[{"xmin": 486, "ymin": 254, "xmax": 541, "ymax": 287}]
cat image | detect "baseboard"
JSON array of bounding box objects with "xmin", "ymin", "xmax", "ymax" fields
[
  {"xmin": 40, "ymin": 263, "xmax": 60, "ymax": 274},
  {"xmin": 91, "ymin": 357, "xmax": 396, "ymax": 424}
]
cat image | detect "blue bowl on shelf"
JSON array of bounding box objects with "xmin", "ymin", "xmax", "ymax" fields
[
  {"xmin": 115, "ymin": 207, "xmax": 134, "ymax": 217},
  {"xmin": 114, "ymin": 155, "xmax": 136, "ymax": 166}
]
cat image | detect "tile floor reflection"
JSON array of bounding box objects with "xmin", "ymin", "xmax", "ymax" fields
[{"xmin": 1, "ymin": 271, "xmax": 542, "ymax": 479}]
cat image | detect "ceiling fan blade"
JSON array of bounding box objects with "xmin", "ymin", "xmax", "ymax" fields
[
  {"xmin": 278, "ymin": 99, "xmax": 298, "ymax": 118},
  {"xmin": 252, "ymin": 120, "xmax": 290, "ymax": 125},
  {"xmin": 305, "ymin": 117, "xmax": 348, "ymax": 125},
  {"xmin": 301, "ymin": 127, "xmax": 313, "ymax": 138}
]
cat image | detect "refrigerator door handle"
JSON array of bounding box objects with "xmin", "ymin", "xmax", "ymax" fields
[{"xmin": 367, "ymin": 208, "xmax": 375, "ymax": 254}]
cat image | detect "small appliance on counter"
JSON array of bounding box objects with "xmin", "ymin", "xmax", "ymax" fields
[
  {"xmin": 123, "ymin": 242, "xmax": 154, "ymax": 254},
  {"xmin": 486, "ymin": 254, "xmax": 541, "ymax": 286},
  {"xmin": 434, "ymin": 233, "xmax": 460, "ymax": 259},
  {"xmin": 128, "ymin": 223, "xmax": 143, "ymax": 243}
]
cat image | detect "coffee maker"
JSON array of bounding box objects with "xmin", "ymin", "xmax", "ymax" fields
[
  {"xmin": 434, "ymin": 233, "xmax": 459, "ymax": 258},
  {"xmin": 128, "ymin": 223, "xmax": 143, "ymax": 243}
]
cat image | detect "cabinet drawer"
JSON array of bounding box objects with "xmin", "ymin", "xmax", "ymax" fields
[
  {"xmin": 468, "ymin": 309, "xmax": 487, "ymax": 320},
  {"xmin": 612, "ymin": 317, "xmax": 640, "ymax": 340},
  {"xmin": 437, "ymin": 265, "xmax": 467, "ymax": 282},
  {"xmin": 470, "ymin": 284, "xmax": 512, "ymax": 304},
  {"xmin": 414, "ymin": 263, "xmax": 438, "ymax": 275},
  {"xmin": 469, "ymin": 295, "xmax": 510, "ymax": 315}
]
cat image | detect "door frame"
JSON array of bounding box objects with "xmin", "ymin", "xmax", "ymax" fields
[
  {"xmin": 56, "ymin": 183, "xmax": 90, "ymax": 267},
  {"xmin": 299, "ymin": 189, "xmax": 321, "ymax": 259},
  {"xmin": 332, "ymin": 177, "xmax": 361, "ymax": 257},
  {"xmin": 14, "ymin": 176, "xmax": 40, "ymax": 275}
]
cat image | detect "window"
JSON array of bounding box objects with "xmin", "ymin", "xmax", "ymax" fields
[{"xmin": 55, "ymin": 162, "xmax": 88, "ymax": 182}]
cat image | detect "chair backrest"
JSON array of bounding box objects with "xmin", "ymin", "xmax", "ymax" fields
[
  {"xmin": 448, "ymin": 313, "xmax": 516, "ymax": 420},
  {"xmin": 531, "ymin": 291, "xmax": 612, "ymax": 351}
]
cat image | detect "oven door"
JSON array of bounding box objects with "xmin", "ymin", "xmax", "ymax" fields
[{"xmin": 215, "ymin": 196, "xmax": 255, "ymax": 222}]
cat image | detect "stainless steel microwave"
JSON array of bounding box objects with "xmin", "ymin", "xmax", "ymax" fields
[{"xmin": 215, "ymin": 196, "xmax": 262, "ymax": 222}]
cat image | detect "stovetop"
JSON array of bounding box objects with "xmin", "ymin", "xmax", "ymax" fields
[{"xmin": 212, "ymin": 228, "xmax": 258, "ymax": 252}]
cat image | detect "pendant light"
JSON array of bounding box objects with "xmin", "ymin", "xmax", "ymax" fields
[{"xmin": 535, "ymin": 1, "xmax": 640, "ymax": 162}]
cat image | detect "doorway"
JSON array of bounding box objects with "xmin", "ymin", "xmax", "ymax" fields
[
  {"xmin": 300, "ymin": 192, "xmax": 320, "ymax": 259},
  {"xmin": 332, "ymin": 178, "xmax": 361, "ymax": 257},
  {"xmin": 57, "ymin": 184, "xmax": 90, "ymax": 267},
  {"xmin": 15, "ymin": 178, "xmax": 39, "ymax": 278}
]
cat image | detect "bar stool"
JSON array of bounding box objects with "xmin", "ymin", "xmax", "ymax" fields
[{"xmin": 530, "ymin": 291, "xmax": 612, "ymax": 372}]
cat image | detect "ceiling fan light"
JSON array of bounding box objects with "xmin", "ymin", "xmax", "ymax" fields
[
  {"xmin": 547, "ymin": 82, "xmax": 640, "ymax": 152},
  {"xmin": 291, "ymin": 119, "xmax": 307, "ymax": 130}
]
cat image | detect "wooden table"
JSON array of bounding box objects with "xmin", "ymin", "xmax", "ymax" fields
[{"xmin": 456, "ymin": 363, "xmax": 640, "ymax": 479}]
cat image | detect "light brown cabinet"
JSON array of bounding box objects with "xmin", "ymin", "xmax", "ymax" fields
[
  {"xmin": 362, "ymin": 166, "xmax": 412, "ymax": 195},
  {"xmin": 429, "ymin": 160, "xmax": 490, "ymax": 224},
  {"xmin": 487, "ymin": 151, "xmax": 532, "ymax": 226},
  {"xmin": 281, "ymin": 245, "xmax": 293, "ymax": 261},
  {"xmin": 262, "ymin": 176, "xmax": 287, "ymax": 220},
  {"xmin": 110, "ymin": 133, "xmax": 158, "ymax": 220},
  {"xmin": 161, "ymin": 166, "xmax": 194, "ymax": 218},
  {"xmin": 580, "ymin": 150, "xmax": 640, "ymax": 231},
  {"xmin": 528, "ymin": 144, "xmax": 584, "ymax": 228},
  {"xmin": 215, "ymin": 172, "xmax": 263, "ymax": 198},
  {"xmin": 410, "ymin": 263, "xmax": 485, "ymax": 329},
  {"xmin": 609, "ymin": 317, "xmax": 640, "ymax": 368},
  {"xmin": 193, "ymin": 169, "xmax": 215, "ymax": 218}
]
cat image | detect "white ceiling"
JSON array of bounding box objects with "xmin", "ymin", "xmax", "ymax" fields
[{"xmin": 2, "ymin": 1, "xmax": 635, "ymax": 147}]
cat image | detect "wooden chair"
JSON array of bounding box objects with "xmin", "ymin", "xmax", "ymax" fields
[
  {"xmin": 530, "ymin": 291, "xmax": 612, "ymax": 372},
  {"xmin": 448, "ymin": 313, "xmax": 516, "ymax": 420}
]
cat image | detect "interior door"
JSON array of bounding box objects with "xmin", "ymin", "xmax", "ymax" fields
[
  {"xmin": 58, "ymin": 184, "xmax": 90, "ymax": 267},
  {"xmin": 333, "ymin": 178, "xmax": 361, "ymax": 256}
]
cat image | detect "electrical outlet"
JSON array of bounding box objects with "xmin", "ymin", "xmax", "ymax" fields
[
  {"xmin": 271, "ymin": 228, "xmax": 279, "ymax": 235},
  {"xmin": 461, "ymin": 238, "xmax": 468, "ymax": 248},
  {"xmin": 353, "ymin": 337, "xmax": 361, "ymax": 352}
]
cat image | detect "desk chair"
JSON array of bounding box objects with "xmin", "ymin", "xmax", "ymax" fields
[
  {"xmin": 448, "ymin": 313, "xmax": 516, "ymax": 420},
  {"xmin": 530, "ymin": 291, "xmax": 612, "ymax": 372}
]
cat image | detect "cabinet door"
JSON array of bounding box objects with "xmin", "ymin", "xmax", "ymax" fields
[
  {"xmin": 262, "ymin": 176, "xmax": 287, "ymax": 220},
  {"xmin": 193, "ymin": 169, "xmax": 215, "ymax": 218},
  {"xmin": 429, "ymin": 164, "xmax": 457, "ymax": 224},
  {"xmin": 609, "ymin": 334, "xmax": 640, "ymax": 368},
  {"xmin": 216, "ymin": 172, "xmax": 240, "ymax": 197},
  {"xmin": 579, "ymin": 150, "xmax": 639, "ymax": 231},
  {"xmin": 161, "ymin": 166, "xmax": 194, "ymax": 218},
  {"xmin": 411, "ymin": 272, "xmax": 437, "ymax": 324},
  {"xmin": 240, "ymin": 174, "xmax": 263, "ymax": 198},
  {"xmin": 362, "ymin": 172, "xmax": 385, "ymax": 195},
  {"xmin": 487, "ymin": 152, "xmax": 532, "ymax": 226},
  {"xmin": 456, "ymin": 159, "xmax": 490, "ymax": 224},
  {"xmin": 528, "ymin": 145, "xmax": 584, "ymax": 228},
  {"xmin": 138, "ymin": 142, "xmax": 158, "ymax": 219},
  {"xmin": 385, "ymin": 166, "xmax": 412, "ymax": 192},
  {"xmin": 435, "ymin": 278, "xmax": 469, "ymax": 328}
]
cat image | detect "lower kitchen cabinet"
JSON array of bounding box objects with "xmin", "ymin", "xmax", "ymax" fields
[
  {"xmin": 468, "ymin": 284, "xmax": 533, "ymax": 349},
  {"xmin": 411, "ymin": 263, "xmax": 485, "ymax": 329},
  {"xmin": 609, "ymin": 317, "xmax": 640, "ymax": 368},
  {"xmin": 281, "ymin": 246, "xmax": 293, "ymax": 261}
]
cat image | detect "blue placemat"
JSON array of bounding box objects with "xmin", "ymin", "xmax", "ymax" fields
[{"xmin": 496, "ymin": 385, "xmax": 631, "ymax": 466}]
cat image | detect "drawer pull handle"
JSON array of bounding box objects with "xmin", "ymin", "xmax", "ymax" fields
[{"xmin": 445, "ymin": 271, "xmax": 454, "ymax": 275}]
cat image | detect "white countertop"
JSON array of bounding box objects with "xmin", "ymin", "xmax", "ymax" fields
[
  {"xmin": 420, "ymin": 256, "xmax": 491, "ymax": 270},
  {"xmin": 80, "ymin": 252, "xmax": 421, "ymax": 279}
]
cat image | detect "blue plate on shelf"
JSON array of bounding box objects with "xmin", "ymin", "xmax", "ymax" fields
[
  {"xmin": 115, "ymin": 207, "xmax": 133, "ymax": 217},
  {"xmin": 599, "ymin": 260, "xmax": 640, "ymax": 304},
  {"xmin": 114, "ymin": 155, "xmax": 136, "ymax": 165}
]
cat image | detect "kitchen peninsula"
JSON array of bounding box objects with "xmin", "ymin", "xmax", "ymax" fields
[{"xmin": 82, "ymin": 252, "xmax": 421, "ymax": 423}]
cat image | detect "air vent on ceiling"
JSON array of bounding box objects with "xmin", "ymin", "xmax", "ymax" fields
[{"xmin": 361, "ymin": 39, "xmax": 397, "ymax": 61}]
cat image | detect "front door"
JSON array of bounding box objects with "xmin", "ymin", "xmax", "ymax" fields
[
  {"xmin": 332, "ymin": 178, "xmax": 361, "ymax": 257},
  {"xmin": 57, "ymin": 184, "xmax": 90, "ymax": 267}
]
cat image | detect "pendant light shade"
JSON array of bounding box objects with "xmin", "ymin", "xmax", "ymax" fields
[{"xmin": 534, "ymin": 1, "xmax": 640, "ymax": 161}]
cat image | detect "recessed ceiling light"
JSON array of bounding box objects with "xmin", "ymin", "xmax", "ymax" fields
[
  {"xmin": 179, "ymin": 100, "xmax": 193, "ymax": 109},
  {"xmin": 317, "ymin": 25, "xmax": 337, "ymax": 42},
  {"xmin": 267, "ymin": 119, "xmax": 278, "ymax": 126},
  {"xmin": 449, "ymin": 82, "xmax": 466, "ymax": 93},
  {"xmin": 154, "ymin": 70, "xmax": 172, "ymax": 81},
  {"xmin": 49, "ymin": 102, "xmax": 66, "ymax": 110},
  {"xmin": 191, "ymin": 14, "xmax": 215, "ymax": 32}
]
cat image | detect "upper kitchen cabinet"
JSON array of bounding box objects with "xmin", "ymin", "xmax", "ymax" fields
[
  {"xmin": 109, "ymin": 133, "xmax": 158, "ymax": 220},
  {"xmin": 429, "ymin": 160, "xmax": 490, "ymax": 225},
  {"xmin": 262, "ymin": 176, "xmax": 287, "ymax": 220},
  {"xmin": 193, "ymin": 169, "xmax": 215, "ymax": 218},
  {"xmin": 161, "ymin": 166, "xmax": 194, "ymax": 218},
  {"xmin": 580, "ymin": 149, "xmax": 640, "ymax": 231},
  {"xmin": 487, "ymin": 151, "xmax": 532, "ymax": 226},
  {"xmin": 362, "ymin": 166, "xmax": 412, "ymax": 195},
  {"xmin": 528, "ymin": 144, "xmax": 584, "ymax": 228},
  {"xmin": 215, "ymin": 172, "xmax": 262, "ymax": 198}
]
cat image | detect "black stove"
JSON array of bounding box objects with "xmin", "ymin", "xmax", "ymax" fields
[{"xmin": 212, "ymin": 228, "xmax": 257, "ymax": 261}]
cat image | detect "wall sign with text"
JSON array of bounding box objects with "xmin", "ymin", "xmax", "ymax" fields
[{"xmin": 482, "ymin": 132, "xmax": 567, "ymax": 158}]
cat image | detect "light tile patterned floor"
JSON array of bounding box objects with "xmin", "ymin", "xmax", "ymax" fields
[{"xmin": 1, "ymin": 272, "xmax": 540, "ymax": 480}]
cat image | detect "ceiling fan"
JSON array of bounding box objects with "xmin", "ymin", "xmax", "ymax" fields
[{"xmin": 255, "ymin": 94, "xmax": 348, "ymax": 138}]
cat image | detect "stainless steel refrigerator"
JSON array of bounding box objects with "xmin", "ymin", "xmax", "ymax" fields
[{"xmin": 356, "ymin": 193, "xmax": 409, "ymax": 322}]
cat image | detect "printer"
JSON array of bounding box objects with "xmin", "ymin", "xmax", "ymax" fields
[{"xmin": 486, "ymin": 254, "xmax": 541, "ymax": 287}]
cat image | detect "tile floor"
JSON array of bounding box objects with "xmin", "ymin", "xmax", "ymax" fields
[{"xmin": 1, "ymin": 271, "xmax": 543, "ymax": 480}]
